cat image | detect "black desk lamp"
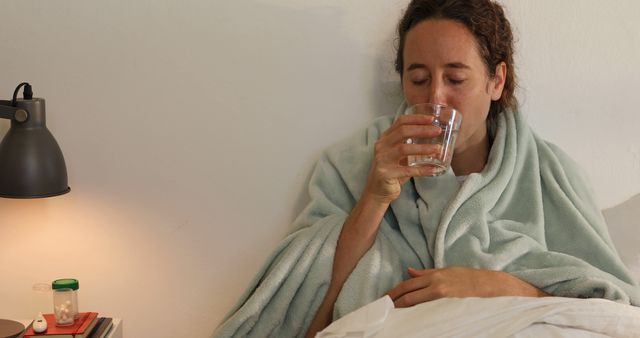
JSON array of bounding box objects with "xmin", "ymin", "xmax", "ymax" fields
[
  {"xmin": 0, "ymin": 82, "xmax": 70, "ymax": 198},
  {"xmin": 0, "ymin": 82, "xmax": 70, "ymax": 337}
]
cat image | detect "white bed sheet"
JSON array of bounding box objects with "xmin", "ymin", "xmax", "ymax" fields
[{"xmin": 318, "ymin": 296, "xmax": 640, "ymax": 338}]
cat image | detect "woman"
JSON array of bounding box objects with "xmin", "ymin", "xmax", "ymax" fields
[{"xmin": 214, "ymin": 1, "xmax": 640, "ymax": 337}]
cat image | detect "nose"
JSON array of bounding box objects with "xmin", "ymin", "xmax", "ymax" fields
[{"xmin": 427, "ymin": 79, "xmax": 446, "ymax": 105}]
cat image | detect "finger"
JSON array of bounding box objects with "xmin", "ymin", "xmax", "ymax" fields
[
  {"xmin": 394, "ymin": 114, "xmax": 436, "ymax": 127},
  {"xmin": 371, "ymin": 164, "xmax": 438, "ymax": 183},
  {"xmin": 373, "ymin": 143, "xmax": 441, "ymax": 174},
  {"xmin": 379, "ymin": 143, "xmax": 442, "ymax": 165},
  {"xmin": 395, "ymin": 164, "xmax": 440, "ymax": 179},
  {"xmin": 408, "ymin": 267, "xmax": 421, "ymax": 277},
  {"xmin": 393, "ymin": 287, "xmax": 442, "ymax": 308},
  {"xmin": 407, "ymin": 267, "xmax": 434, "ymax": 278},
  {"xmin": 381, "ymin": 124, "xmax": 443, "ymax": 148},
  {"xmin": 380, "ymin": 115, "xmax": 436, "ymax": 141},
  {"xmin": 388, "ymin": 114, "xmax": 436, "ymax": 132},
  {"xmin": 386, "ymin": 276, "xmax": 431, "ymax": 303}
]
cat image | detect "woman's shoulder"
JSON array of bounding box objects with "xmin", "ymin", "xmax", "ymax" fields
[
  {"xmin": 509, "ymin": 110, "xmax": 583, "ymax": 174},
  {"xmin": 533, "ymin": 134, "xmax": 583, "ymax": 175},
  {"xmin": 508, "ymin": 111, "xmax": 593, "ymax": 192},
  {"xmin": 531, "ymin": 132, "xmax": 598, "ymax": 202}
]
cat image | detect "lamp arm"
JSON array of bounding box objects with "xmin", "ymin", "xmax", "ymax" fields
[{"xmin": 0, "ymin": 100, "xmax": 29, "ymax": 122}]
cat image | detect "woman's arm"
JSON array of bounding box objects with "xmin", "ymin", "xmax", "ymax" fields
[
  {"xmin": 387, "ymin": 267, "xmax": 548, "ymax": 308},
  {"xmin": 304, "ymin": 192, "xmax": 389, "ymax": 337},
  {"xmin": 305, "ymin": 114, "xmax": 442, "ymax": 337}
]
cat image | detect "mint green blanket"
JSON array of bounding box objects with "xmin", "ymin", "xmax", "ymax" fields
[{"xmin": 213, "ymin": 107, "xmax": 640, "ymax": 337}]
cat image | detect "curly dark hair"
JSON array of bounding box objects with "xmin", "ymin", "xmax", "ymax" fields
[{"xmin": 395, "ymin": 0, "xmax": 517, "ymax": 138}]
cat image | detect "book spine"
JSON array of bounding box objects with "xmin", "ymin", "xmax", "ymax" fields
[{"xmin": 77, "ymin": 312, "xmax": 99, "ymax": 333}]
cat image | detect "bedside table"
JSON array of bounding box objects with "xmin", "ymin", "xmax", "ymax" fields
[{"xmin": 16, "ymin": 318, "xmax": 122, "ymax": 338}]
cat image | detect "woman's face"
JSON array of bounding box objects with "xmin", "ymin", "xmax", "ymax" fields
[{"xmin": 402, "ymin": 19, "xmax": 505, "ymax": 153}]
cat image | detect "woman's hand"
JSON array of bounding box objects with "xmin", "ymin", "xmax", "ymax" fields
[
  {"xmin": 387, "ymin": 267, "xmax": 548, "ymax": 308},
  {"xmin": 365, "ymin": 114, "xmax": 442, "ymax": 204}
]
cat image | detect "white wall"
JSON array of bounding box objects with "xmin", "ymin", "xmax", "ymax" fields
[{"xmin": 0, "ymin": 1, "xmax": 638, "ymax": 337}]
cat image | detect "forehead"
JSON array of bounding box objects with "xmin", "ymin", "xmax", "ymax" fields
[{"xmin": 404, "ymin": 19, "xmax": 484, "ymax": 69}]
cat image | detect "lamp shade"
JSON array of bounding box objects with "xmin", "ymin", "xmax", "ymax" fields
[{"xmin": 0, "ymin": 98, "xmax": 70, "ymax": 198}]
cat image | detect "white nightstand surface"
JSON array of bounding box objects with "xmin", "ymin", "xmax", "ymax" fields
[{"xmin": 17, "ymin": 318, "xmax": 122, "ymax": 338}]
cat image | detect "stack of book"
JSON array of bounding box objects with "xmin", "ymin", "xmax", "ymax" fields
[{"xmin": 23, "ymin": 312, "xmax": 114, "ymax": 338}]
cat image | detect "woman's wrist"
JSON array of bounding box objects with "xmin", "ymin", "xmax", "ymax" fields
[
  {"xmin": 361, "ymin": 186, "xmax": 396, "ymax": 207},
  {"xmin": 498, "ymin": 271, "xmax": 548, "ymax": 297}
]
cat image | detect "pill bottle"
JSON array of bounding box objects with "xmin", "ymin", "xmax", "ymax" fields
[{"xmin": 52, "ymin": 279, "xmax": 79, "ymax": 326}]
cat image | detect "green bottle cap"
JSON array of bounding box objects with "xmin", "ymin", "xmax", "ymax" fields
[{"xmin": 52, "ymin": 278, "xmax": 79, "ymax": 290}]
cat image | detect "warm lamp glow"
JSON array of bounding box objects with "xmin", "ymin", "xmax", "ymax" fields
[{"xmin": 0, "ymin": 82, "xmax": 71, "ymax": 337}]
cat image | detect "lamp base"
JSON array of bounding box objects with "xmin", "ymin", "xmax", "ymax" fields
[{"xmin": 0, "ymin": 318, "xmax": 25, "ymax": 338}]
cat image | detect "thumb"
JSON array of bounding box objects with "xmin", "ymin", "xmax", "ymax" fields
[{"xmin": 407, "ymin": 267, "xmax": 427, "ymax": 277}]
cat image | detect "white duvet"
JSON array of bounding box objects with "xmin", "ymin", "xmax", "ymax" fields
[{"xmin": 317, "ymin": 296, "xmax": 640, "ymax": 338}]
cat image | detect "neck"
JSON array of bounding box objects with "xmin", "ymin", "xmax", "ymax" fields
[{"xmin": 451, "ymin": 131, "xmax": 490, "ymax": 176}]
